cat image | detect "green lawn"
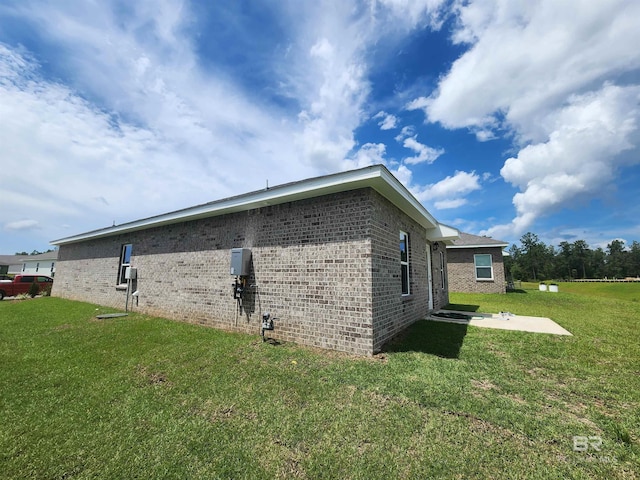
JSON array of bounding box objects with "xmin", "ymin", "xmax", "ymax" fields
[
  {"xmin": 1, "ymin": 286, "xmax": 638, "ymax": 479},
  {"xmin": 549, "ymin": 281, "xmax": 640, "ymax": 303}
]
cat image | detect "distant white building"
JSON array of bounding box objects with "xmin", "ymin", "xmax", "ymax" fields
[{"xmin": 19, "ymin": 251, "xmax": 58, "ymax": 276}]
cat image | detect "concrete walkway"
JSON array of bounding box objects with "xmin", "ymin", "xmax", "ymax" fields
[{"xmin": 428, "ymin": 310, "xmax": 572, "ymax": 336}]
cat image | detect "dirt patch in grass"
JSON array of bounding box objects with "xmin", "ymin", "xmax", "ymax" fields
[
  {"xmin": 51, "ymin": 324, "xmax": 73, "ymax": 332},
  {"xmin": 135, "ymin": 365, "xmax": 172, "ymax": 387},
  {"xmin": 504, "ymin": 393, "xmax": 528, "ymax": 405},
  {"xmin": 472, "ymin": 379, "xmax": 497, "ymax": 391}
]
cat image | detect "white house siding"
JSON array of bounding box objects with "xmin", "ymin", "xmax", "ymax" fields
[{"xmin": 21, "ymin": 260, "xmax": 56, "ymax": 276}]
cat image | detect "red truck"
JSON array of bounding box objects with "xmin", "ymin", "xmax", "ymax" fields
[{"xmin": 0, "ymin": 275, "xmax": 54, "ymax": 300}]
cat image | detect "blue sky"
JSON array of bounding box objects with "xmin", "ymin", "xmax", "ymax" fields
[{"xmin": 1, "ymin": 0, "xmax": 640, "ymax": 254}]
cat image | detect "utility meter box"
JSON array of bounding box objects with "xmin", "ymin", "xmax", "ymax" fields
[
  {"xmin": 125, "ymin": 267, "xmax": 137, "ymax": 280},
  {"xmin": 230, "ymin": 248, "xmax": 251, "ymax": 276}
]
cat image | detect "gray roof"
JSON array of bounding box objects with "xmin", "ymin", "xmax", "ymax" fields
[
  {"xmin": 0, "ymin": 251, "xmax": 58, "ymax": 266},
  {"xmin": 52, "ymin": 165, "xmax": 459, "ymax": 246},
  {"xmin": 0, "ymin": 255, "xmax": 28, "ymax": 266},
  {"xmin": 447, "ymin": 232, "xmax": 509, "ymax": 249},
  {"xmin": 20, "ymin": 251, "xmax": 58, "ymax": 262}
]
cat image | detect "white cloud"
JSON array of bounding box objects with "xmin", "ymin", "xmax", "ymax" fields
[
  {"xmin": 4, "ymin": 220, "xmax": 40, "ymax": 231},
  {"xmin": 280, "ymin": 3, "xmax": 377, "ymax": 171},
  {"xmin": 389, "ymin": 164, "xmax": 414, "ymax": 186},
  {"xmin": 402, "ymin": 135, "xmax": 444, "ymax": 165},
  {"xmin": 410, "ymin": 0, "xmax": 640, "ymax": 237},
  {"xmin": 342, "ymin": 144, "xmax": 478, "ymax": 212},
  {"xmin": 4, "ymin": 1, "xmax": 390, "ymax": 250},
  {"xmin": 343, "ymin": 143, "xmax": 387, "ymax": 170},
  {"xmin": 474, "ymin": 129, "xmax": 497, "ymax": 142},
  {"xmin": 277, "ymin": 0, "xmax": 455, "ymax": 172},
  {"xmin": 394, "ymin": 125, "xmax": 415, "ymax": 142},
  {"xmin": 405, "ymin": 96, "xmax": 429, "ymax": 111},
  {"xmin": 310, "ymin": 37, "xmax": 335, "ymax": 61},
  {"xmin": 425, "ymin": 0, "xmax": 640, "ymax": 134},
  {"xmin": 486, "ymin": 84, "xmax": 640, "ymax": 237},
  {"xmin": 411, "ymin": 170, "xmax": 481, "ymax": 208},
  {"xmin": 0, "ymin": 19, "xmax": 309, "ymax": 250},
  {"xmin": 434, "ymin": 198, "xmax": 467, "ymax": 209},
  {"xmin": 376, "ymin": 0, "xmax": 449, "ymax": 30},
  {"xmin": 373, "ymin": 111, "xmax": 398, "ymax": 130},
  {"xmin": 267, "ymin": 0, "xmax": 446, "ymax": 172}
]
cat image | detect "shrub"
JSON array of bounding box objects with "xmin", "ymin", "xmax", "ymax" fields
[{"xmin": 28, "ymin": 281, "xmax": 40, "ymax": 298}]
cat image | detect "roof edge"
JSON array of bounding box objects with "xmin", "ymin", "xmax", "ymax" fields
[
  {"xmin": 52, "ymin": 165, "xmax": 446, "ymax": 246},
  {"xmin": 447, "ymin": 242, "xmax": 509, "ymax": 249}
]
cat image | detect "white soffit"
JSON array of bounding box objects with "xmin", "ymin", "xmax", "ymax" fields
[{"xmin": 426, "ymin": 224, "xmax": 460, "ymax": 243}]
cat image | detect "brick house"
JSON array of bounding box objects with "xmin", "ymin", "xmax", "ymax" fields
[
  {"xmin": 51, "ymin": 165, "xmax": 458, "ymax": 355},
  {"xmin": 446, "ymin": 232, "xmax": 509, "ymax": 294}
]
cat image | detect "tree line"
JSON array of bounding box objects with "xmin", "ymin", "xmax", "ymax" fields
[
  {"xmin": 13, "ymin": 249, "xmax": 57, "ymax": 256},
  {"xmin": 506, "ymin": 232, "xmax": 640, "ymax": 282}
]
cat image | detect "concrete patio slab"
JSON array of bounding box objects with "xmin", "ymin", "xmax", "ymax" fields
[{"xmin": 428, "ymin": 310, "xmax": 572, "ymax": 336}]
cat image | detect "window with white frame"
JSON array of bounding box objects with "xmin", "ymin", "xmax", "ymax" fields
[
  {"xmin": 474, "ymin": 254, "xmax": 493, "ymax": 280},
  {"xmin": 440, "ymin": 250, "xmax": 445, "ymax": 289},
  {"xmin": 400, "ymin": 231, "xmax": 410, "ymax": 295},
  {"xmin": 118, "ymin": 244, "xmax": 132, "ymax": 285}
]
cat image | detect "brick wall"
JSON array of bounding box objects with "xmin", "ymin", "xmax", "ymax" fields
[
  {"xmin": 447, "ymin": 247, "xmax": 506, "ymax": 294},
  {"xmin": 368, "ymin": 191, "xmax": 449, "ymax": 351},
  {"xmin": 53, "ymin": 188, "xmax": 448, "ymax": 355}
]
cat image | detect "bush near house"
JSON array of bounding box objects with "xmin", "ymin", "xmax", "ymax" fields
[
  {"xmin": 28, "ymin": 281, "xmax": 40, "ymax": 298},
  {"xmin": 0, "ymin": 284, "xmax": 638, "ymax": 479}
]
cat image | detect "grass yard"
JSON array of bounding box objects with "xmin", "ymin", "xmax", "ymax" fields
[
  {"xmin": 543, "ymin": 281, "xmax": 640, "ymax": 303},
  {"xmin": 1, "ymin": 284, "xmax": 638, "ymax": 479}
]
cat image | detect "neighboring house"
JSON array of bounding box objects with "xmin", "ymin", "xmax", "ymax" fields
[
  {"xmin": 51, "ymin": 165, "xmax": 459, "ymax": 356},
  {"xmin": 19, "ymin": 251, "xmax": 58, "ymax": 276},
  {"xmin": 0, "ymin": 255, "xmax": 29, "ymax": 275},
  {"xmin": 446, "ymin": 232, "xmax": 509, "ymax": 294}
]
